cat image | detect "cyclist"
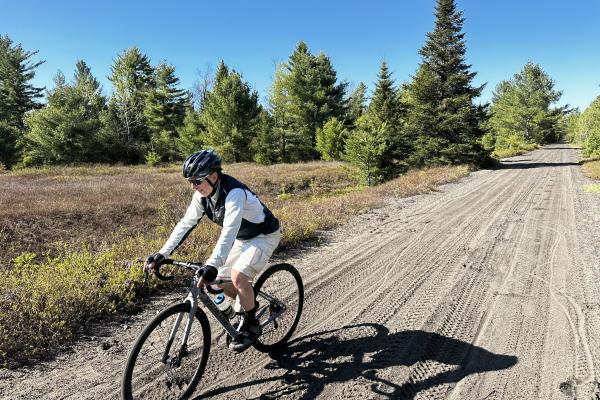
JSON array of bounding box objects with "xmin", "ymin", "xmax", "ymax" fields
[{"xmin": 144, "ymin": 149, "xmax": 281, "ymax": 352}]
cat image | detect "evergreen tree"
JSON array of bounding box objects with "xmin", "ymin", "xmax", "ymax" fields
[
  {"xmin": 105, "ymin": 47, "xmax": 154, "ymax": 163},
  {"xmin": 346, "ymin": 82, "xmax": 368, "ymax": 127},
  {"xmin": 271, "ymin": 42, "xmax": 347, "ymax": 161},
  {"xmin": 251, "ymin": 109, "xmax": 278, "ymax": 164},
  {"xmin": 144, "ymin": 62, "xmax": 189, "ymax": 162},
  {"xmin": 406, "ymin": 0, "xmax": 488, "ymax": 166},
  {"xmin": 0, "ymin": 35, "xmax": 44, "ymax": 168},
  {"xmin": 200, "ymin": 60, "xmax": 261, "ymax": 162},
  {"xmin": 344, "ymin": 114, "xmax": 387, "ymax": 186},
  {"xmin": 572, "ymin": 95, "xmax": 600, "ymax": 157},
  {"xmin": 316, "ymin": 117, "xmax": 348, "ymax": 161},
  {"xmin": 177, "ymin": 105, "xmax": 205, "ymax": 156},
  {"xmin": 266, "ymin": 64, "xmax": 295, "ymax": 163},
  {"xmin": 487, "ymin": 62, "xmax": 567, "ymax": 151},
  {"xmin": 367, "ymin": 61, "xmax": 410, "ymax": 176},
  {"xmin": 23, "ymin": 61, "xmax": 107, "ymax": 165}
]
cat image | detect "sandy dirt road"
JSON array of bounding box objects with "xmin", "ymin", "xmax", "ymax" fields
[{"xmin": 3, "ymin": 143, "xmax": 600, "ymax": 400}]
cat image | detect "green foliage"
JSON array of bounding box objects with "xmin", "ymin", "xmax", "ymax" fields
[
  {"xmin": 23, "ymin": 62, "xmax": 107, "ymax": 165},
  {"xmin": 568, "ymin": 96, "xmax": 600, "ymax": 157},
  {"xmin": 200, "ymin": 60, "xmax": 261, "ymax": 162},
  {"xmin": 0, "ymin": 35, "xmax": 44, "ymax": 168},
  {"xmin": 144, "ymin": 62, "xmax": 189, "ymax": 162},
  {"xmin": 367, "ymin": 61, "xmax": 410, "ymax": 176},
  {"xmin": 177, "ymin": 106, "xmax": 205, "ymax": 155},
  {"xmin": 344, "ymin": 114, "xmax": 387, "ymax": 185},
  {"xmin": 346, "ymin": 82, "xmax": 367, "ymax": 127},
  {"xmin": 488, "ymin": 62, "xmax": 567, "ymax": 153},
  {"xmin": 145, "ymin": 150, "xmax": 161, "ymax": 166},
  {"xmin": 316, "ymin": 117, "xmax": 348, "ymax": 161},
  {"xmin": 269, "ymin": 42, "xmax": 347, "ymax": 162},
  {"xmin": 405, "ymin": 0, "xmax": 488, "ymax": 167},
  {"xmin": 252, "ymin": 109, "xmax": 279, "ymax": 164},
  {"xmin": 0, "ymin": 120, "xmax": 20, "ymax": 168},
  {"xmin": 106, "ymin": 47, "xmax": 155, "ymax": 163}
]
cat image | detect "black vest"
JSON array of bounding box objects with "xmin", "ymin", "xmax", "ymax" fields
[{"xmin": 201, "ymin": 175, "xmax": 280, "ymax": 240}]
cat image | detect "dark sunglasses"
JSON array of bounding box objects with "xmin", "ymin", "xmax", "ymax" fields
[{"xmin": 188, "ymin": 176, "xmax": 207, "ymax": 185}]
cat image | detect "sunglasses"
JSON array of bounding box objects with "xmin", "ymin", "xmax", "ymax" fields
[{"xmin": 188, "ymin": 176, "xmax": 208, "ymax": 185}]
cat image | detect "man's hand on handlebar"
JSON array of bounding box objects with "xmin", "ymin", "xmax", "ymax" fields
[
  {"xmin": 144, "ymin": 252, "xmax": 165, "ymax": 274},
  {"xmin": 196, "ymin": 265, "xmax": 218, "ymax": 288}
]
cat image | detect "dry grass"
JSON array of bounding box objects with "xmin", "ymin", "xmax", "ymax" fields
[
  {"xmin": 582, "ymin": 159, "xmax": 600, "ymax": 180},
  {"xmin": 0, "ymin": 161, "xmax": 469, "ymax": 367}
]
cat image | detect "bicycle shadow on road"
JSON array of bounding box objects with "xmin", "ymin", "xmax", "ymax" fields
[{"xmin": 198, "ymin": 323, "xmax": 517, "ymax": 400}]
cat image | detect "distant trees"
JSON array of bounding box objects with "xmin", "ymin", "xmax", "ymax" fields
[
  {"xmin": 485, "ymin": 62, "xmax": 568, "ymax": 153},
  {"xmin": 0, "ymin": 35, "xmax": 44, "ymax": 168},
  {"xmin": 567, "ymin": 96, "xmax": 600, "ymax": 157},
  {"xmin": 24, "ymin": 62, "xmax": 106, "ymax": 164},
  {"xmin": 1, "ymin": 0, "xmax": 581, "ymax": 185}
]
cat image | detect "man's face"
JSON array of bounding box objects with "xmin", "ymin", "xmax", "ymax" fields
[{"xmin": 189, "ymin": 172, "xmax": 218, "ymax": 196}]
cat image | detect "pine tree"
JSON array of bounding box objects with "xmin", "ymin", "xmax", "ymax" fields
[
  {"xmin": 106, "ymin": 47, "xmax": 155, "ymax": 163},
  {"xmin": 0, "ymin": 35, "xmax": 44, "ymax": 168},
  {"xmin": 251, "ymin": 109, "xmax": 278, "ymax": 164},
  {"xmin": 23, "ymin": 61, "xmax": 107, "ymax": 165},
  {"xmin": 487, "ymin": 62, "xmax": 567, "ymax": 152},
  {"xmin": 270, "ymin": 42, "xmax": 347, "ymax": 161},
  {"xmin": 406, "ymin": 0, "xmax": 488, "ymax": 166},
  {"xmin": 177, "ymin": 105, "xmax": 206, "ymax": 156},
  {"xmin": 344, "ymin": 114, "xmax": 387, "ymax": 186},
  {"xmin": 316, "ymin": 117, "xmax": 348, "ymax": 161},
  {"xmin": 200, "ymin": 60, "xmax": 261, "ymax": 162},
  {"xmin": 144, "ymin": 62, "xmax": 189, "ymax": 162},
  {"xmin": 346, "ymin": 82, "xmax": 368, "ymax": 127}
]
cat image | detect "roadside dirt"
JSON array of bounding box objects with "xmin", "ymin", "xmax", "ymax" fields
[{"xmin": 3, "ymin": 143, "xmax": 600, "ymax": 400}]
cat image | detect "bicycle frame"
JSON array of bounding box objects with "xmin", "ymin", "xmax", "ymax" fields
[{"xmin": 162, "ymin": 274, "xmax": 239, "ymax": 366}]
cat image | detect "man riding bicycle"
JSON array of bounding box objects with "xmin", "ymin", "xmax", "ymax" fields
[{"xmin": 144, "ymin": 149, "xmax": 281, "ymax": 352}]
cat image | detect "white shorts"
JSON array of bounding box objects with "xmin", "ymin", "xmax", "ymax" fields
[{"xmin": 217, "ymin": 228, "xmax": 282, "ymax": 280}]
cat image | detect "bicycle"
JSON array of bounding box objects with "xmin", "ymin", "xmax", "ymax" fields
[{"xmin": 121, "ymin": 259, "xmax": 304, "ymax": 400}]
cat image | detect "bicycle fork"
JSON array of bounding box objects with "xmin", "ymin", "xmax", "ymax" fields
[{"xmin": 162, "ymin": 290, "xmax": 199, "ymax": 368}]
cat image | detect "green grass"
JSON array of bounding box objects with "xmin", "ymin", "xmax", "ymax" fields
[{"xmin": 0, "ymin": 161, "xmax": 470, "ymax": 367}]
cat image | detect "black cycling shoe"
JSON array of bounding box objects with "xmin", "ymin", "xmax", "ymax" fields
[{"xmin": 229, "ymin": 315, "xmax": 262, "ymax": 353}]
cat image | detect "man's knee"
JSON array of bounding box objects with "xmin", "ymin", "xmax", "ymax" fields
[{"xmin": 231, "ymin": 269, "xmax": 252, "ymax": 288}]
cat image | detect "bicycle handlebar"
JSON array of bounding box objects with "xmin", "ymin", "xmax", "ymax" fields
[{"xmin": 152, "ymin": 258, "xmax": 225, "ymax": 294}]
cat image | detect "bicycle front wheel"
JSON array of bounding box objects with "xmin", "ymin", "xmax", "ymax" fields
[
  {"xmin": 122, "ymin": 302, "xmax": 211, "ymax": 400},
  {"xmin": 252, "ymin": 263, "xmax": 304, "ymax": 352}
]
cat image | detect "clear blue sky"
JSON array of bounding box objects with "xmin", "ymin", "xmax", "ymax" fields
[{"xmin": 3, "ymin": 0, "xmax": 600, "ymax": 110}]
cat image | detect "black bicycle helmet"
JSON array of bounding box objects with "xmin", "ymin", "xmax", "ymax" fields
[{"xmin": 182, "ymin": 149, "xmax": 222, "ymax": 179}]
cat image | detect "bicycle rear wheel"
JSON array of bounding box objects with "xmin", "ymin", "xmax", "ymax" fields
[
  {"xmin": 122, "ymin": 302, "xmax": 211, "ymax": 400},
  {"xmin": 252, "ymin": 263, "xmax": 304, "ymax": 352}
]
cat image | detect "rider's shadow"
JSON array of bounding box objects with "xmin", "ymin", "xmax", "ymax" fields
[{"xmin": 199, "ymin": 323, "xmax": 517, "ymax": 400}]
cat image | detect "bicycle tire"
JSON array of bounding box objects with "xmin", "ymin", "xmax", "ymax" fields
[
  {"xmin": 252, "ymin": 263, "xmax": 304, "ymax": 352},
  {"xmin": 122, "ymin": 302, "xmax": 211, "ymax": 400}
]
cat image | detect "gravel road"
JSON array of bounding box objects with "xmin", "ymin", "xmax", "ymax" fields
[{"xmin": 3, "ymin": 143, "xmax": 600, "ymax": 400}]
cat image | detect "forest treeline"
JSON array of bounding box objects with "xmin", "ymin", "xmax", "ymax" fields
[{"xmin": 0, "ymin": 0, "xmax": 584, "ymax": 184}]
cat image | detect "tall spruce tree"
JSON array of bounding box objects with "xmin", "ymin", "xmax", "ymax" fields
[
  {"xmin": 105, "ymin": 47, "xmax": 154, "ymax": 163},
  {"xmin": 23, "ymin": 61, "xmax": 107, "ymax": 164},
  {"xmin": 406, "ymin": 0, "xmax": 488, "ymax": 166},
  {"xmin": 200, "ymin": 60, "xmax": 261, "ymax": 162},
  {"xmin": 0, "ymin": 35, "xmax": 44, "ymax": 168},
  {"xmin": 367, "ymin": 61, "xmax": 410, "ymax": 176},
  {"xmin": 144, "ymin": 62, "xmax": 189, "ymax": 162}
]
